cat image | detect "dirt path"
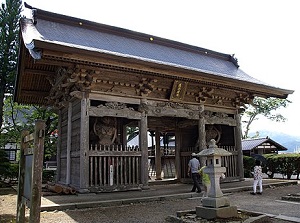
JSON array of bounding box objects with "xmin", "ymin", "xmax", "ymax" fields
[{"xmin": 1, "ymin": 184, "xmax": 299, "ymax": 222}]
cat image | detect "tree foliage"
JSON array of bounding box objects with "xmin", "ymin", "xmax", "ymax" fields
[
  {"xmin": 0, "ymin": 0, "xmax": 22, "ymax": 128},
  {"xmin": 1, "ymin": 95, "xmax": 58, "ymax": 160},
  {"xmin": 242, "ymin": 97, "xmax": 291, "ymax": 139}
]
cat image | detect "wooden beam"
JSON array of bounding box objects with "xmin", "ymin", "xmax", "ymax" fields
[
  {"xmin": 24, "ymin": 68, "xmax": 56, "ymax": 76},
  {"xmin": 21, "ymin": 90, "xmax": 49, "ymax": 97},
  {"xmin": 89, "ymin": 106, "xmax": 142, "ymax": 120}
]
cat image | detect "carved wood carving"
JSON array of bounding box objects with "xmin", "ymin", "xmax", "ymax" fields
[
  {"xmin": 203, "ymin": 111, "xmax": 236, "ymax": 126},
  {"xmin": 135, "ymin": 77, "xmax": 158, "ymax": 96},
  {"xmin": 205, "ymin": 125, "xmax": 222, "ymax": 144},
  {"xmin": 46, "ymin": 66, "xmax": 93, "ymax": 108},
  {"xmin": 232, "ymin": 93, "xmax": 253, "ymax": 108},
  {"xmin": 93, "ymin": 117, "xmax": 117, "ymax": 145},
  {"xmin": 196, "ymin": 87, "xmax": 214, "ymax": 103}
]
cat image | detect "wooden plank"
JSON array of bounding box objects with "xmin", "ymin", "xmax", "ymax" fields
[
  {"xmin": 99, "ymin": 157, "xmax": 103, "ymax": 186},
  {"xmin": 89, "ymin": 92, "xmax": 140, "ymax": 104}
]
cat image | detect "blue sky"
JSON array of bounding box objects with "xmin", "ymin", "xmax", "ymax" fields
[{"xmin": 18, "ymin": 0, "xmax": 300, "ymax": 137}]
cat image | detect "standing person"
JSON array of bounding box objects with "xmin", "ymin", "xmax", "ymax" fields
[
  {"xmin": 251, "ymin": 160, "xmax": 263, "ymax": 195},
  {"xmin": 187, "ymin": 153, "xmax": 201, "ymax": 193},
  {"xmin": 199, "ymin": 165, "xmax": 210, "ymax": 198}
]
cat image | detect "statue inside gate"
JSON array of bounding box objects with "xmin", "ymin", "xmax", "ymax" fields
[{"xmin": 93, "ymin": 117, "xmax": 117, "ymax": 145}]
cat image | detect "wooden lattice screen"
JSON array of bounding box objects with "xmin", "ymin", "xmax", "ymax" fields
[{"xmin": 88, "ymin": 144, "xmax": 141, "ymax": 191}]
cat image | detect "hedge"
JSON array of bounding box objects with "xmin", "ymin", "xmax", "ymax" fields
[{"xmin": 244, "ymin": 153, "xmax": 300, "ymax": 180}]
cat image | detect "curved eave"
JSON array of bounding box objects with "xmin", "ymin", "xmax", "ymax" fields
[{"xmin": 31, "ymin": 39, "xmax": 293, "ymax": 99}]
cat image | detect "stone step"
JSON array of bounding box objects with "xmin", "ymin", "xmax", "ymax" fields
[{"xmin": 281, "ymin": 193, "xmax": 300, "ymax": 202}]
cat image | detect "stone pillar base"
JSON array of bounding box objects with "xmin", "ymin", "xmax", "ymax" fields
[
  {"xmin": 196, "ymin": 205, "xmax": 238, "ymax": 220},
  {"xmin": 202, "ymin": 196, "xmax": 230, "ymax": 208}
]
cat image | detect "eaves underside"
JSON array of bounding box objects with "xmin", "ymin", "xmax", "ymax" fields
[{"xmin": 37, "ymin": 52, "xmax": 290, "ymax": 99}]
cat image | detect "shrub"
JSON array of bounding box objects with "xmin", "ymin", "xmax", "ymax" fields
[
  {"xmin": 265, "ymin": 153, "xmax": 300, "ymax": 179},
  {"xmin": 243, "ymin": 156, "xmax": 255, "ymax": 177}
]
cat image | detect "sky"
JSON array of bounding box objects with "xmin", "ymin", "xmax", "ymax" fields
[{"xmin": 17, "ymin": 0, "xmax": 300, "ymax": 137}]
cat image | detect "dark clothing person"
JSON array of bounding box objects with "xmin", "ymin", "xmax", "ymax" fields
[{"xmin": 188, "ymin": 153, "xmax": 201, "ymax": 193}]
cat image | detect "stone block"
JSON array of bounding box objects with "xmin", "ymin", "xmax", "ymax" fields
[
  {"xmin": 202, "ymin": 196, "xmax": 230, "ymax": 208},
  {"xmin": 196, "ymin": 205, "xmax": 238, "ymax": 220}
]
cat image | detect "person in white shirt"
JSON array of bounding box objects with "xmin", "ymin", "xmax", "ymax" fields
[{"xmin": 187, "ymin": 153, "xmax": 201, "ymax": 193}]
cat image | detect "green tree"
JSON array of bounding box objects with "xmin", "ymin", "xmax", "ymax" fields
[
  {"xmin": 0, "ymin": 0, "xmax": 22, "ymax": 128},
  {"xmin": 1, "ymin": 95, "xmax": 58, "ymax": 160},
  {"xmin": 242, "ymin": 97, "xmax": 291, "ymax": 139}
]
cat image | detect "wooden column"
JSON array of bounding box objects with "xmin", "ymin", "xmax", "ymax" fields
[
  {"xmin": 16, "ymin": 130, "xmax": 29, "ymax": 223},
  {"xmin": 235, "ymin": 110, "xmax": 244, "ymax": 179},
  {"xmin": 139, "ymin": 99, "xmax": 148, "ymax": 186},
  {"xmin": 175, "ymin": 127, "xmax": 181, "ymax": 179},
  {"xmin": 80, "ymin": 95, "xmax": 90, "ymax": 191},
  {"xmin": 66, "ymin": 102, "xmax": 72, "ymax": 184},
  {"xmin": 155, "ymin": 128, "xmax": 162, "ymax": 180},
  {"xmin": 29, "ymin": 120, "xmax": 45, "ymax": 223},
  {"xmin": 56, "ymin": 110, "xmax": 62, "ymax": 183},
  {"xmin": 198, "ymin": 104, "xmax": 206, "ymax": 166}
]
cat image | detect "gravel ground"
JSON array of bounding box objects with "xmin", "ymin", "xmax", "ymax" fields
[{"xmin": 1, "ymin": 184, "xmax": 299, "ymax": 223}]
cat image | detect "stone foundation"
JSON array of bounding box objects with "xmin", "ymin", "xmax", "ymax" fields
[{"xmin": 196, "ymin": 205, "xmax": 238, "ymax": 220}]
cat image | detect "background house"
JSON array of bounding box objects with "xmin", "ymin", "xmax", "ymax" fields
[{"xmin": 242, "ymin": 137, "xmax": 288, "ymax": 156}]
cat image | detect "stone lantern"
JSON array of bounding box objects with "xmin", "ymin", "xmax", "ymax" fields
[{"xmin": 196, "ymin": 139, "xmax": 237, "ymax": 220}]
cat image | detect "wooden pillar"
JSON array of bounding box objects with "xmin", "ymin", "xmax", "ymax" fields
[
  {"xmin": 66, "ymin": 102, "xmax": 72, "ymax": 184},
  {"xmin": 175, "ymin": 127, "xmax": 181, "ymax": 179},
  {"xmin": 198, "ymin": 104, "xmax": 206, "ymax": 166},
  {"xmin": 155, "ymin": 128, "xmax": 162, "ymax": 180},
  {"xmin": 139, "ymin": 100, "xmax": 148, "ymax": 186},
  {"xmin": 16, "ymin": 130, "xmax": 29, "ymax": 223},
  {"xmin": 235, "ymin": 110, "xmax": 244, "ymax": 179},
  {"xmin": 56, "ymin": 110, "xmax": 62, "ymax": 183},
  {"xmin": 80, "ymin": 95, "xmax": 90, "ymax": 191},
  {"xmin": 29, "ymin": 120, "xmax": 45, "ymax": 223}
]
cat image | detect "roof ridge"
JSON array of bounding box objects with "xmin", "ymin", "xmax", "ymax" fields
[
  {"xmin": 242, "ymin": 137, "xmax": 268, "ymax": 141},
  {"xmin": 24, "ymin": 2, "xmax": 239, "ymax": 68}
]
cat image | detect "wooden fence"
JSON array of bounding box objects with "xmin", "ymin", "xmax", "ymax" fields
[{"xmin": 88, "ymin": 144, "xmax": 141, "ymax": 191}]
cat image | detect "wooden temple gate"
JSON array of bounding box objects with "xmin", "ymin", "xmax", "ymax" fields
[{"xmin": 15, "ymin": 6, "xmax": 292, "ymax": 193}]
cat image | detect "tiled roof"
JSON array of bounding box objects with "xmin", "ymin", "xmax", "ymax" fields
[
  {"xmin": 242, "ymin": 137, "xmax": 287, "ymax": 151},
  {"xmin": 20, "ymin": 8, "xmax": 290, "ymax": 92}
]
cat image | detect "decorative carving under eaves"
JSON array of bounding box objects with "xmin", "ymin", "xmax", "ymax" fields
[
  {"xmin": 146, "ymin": 101, "xmax": 199, "ymax": 119},
  {"xmin": 196, "ymin": 87, "xmax": 214, "ymax": 103},
  {"xmin": 232, "ymin": 93, "xmax": 253, "ymax": 108},
  {"xmin": 203, "ymin": 111, "xmax": 236, "ymax": 126},
  {"xmin": 97, "ymin": 102, "xmax": 134, "ymax": 111},
  {"xmin": 46, "ymin": 66, "xmax": 93, "ymax": 107},
  {"xmin": 211, "ymin": 95, "xmax": 231, "ymax": 106},
  {"xmin": 156, "ymin": 101, "xmax": 191, "ymax": 109},
  {"xmin": 135, "ymin": 78, "xmax": 157, "ymax": 96}
]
